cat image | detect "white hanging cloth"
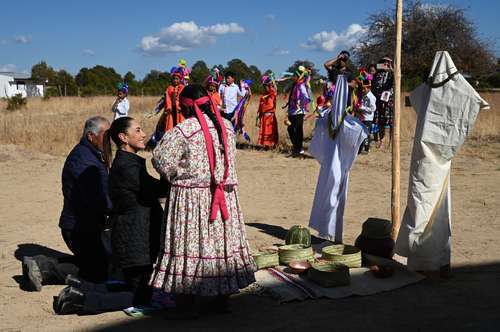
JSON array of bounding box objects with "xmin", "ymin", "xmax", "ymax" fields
[
  {"xmin": 395, "ymin": 51, "xmax": 489, "ymax": 271},
  {"xmin": 309, "ymin": 74, "xmax": 367, "ymax": 242}
]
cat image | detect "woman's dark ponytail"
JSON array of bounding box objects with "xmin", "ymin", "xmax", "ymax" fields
[
  {"xmin": 103, "ymin": 129, "xmax": 113, "ymax": 169},
  {"xmin": 102, "ymin": 116, "xmax": 134, "ymax": 169}
]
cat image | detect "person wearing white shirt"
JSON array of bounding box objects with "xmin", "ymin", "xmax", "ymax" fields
[
  {"xmin": 112, "ymin": 84, "xmax": 130, "ymax": 121},
  {"xmin": 357, "ymin": 83, "xmax": 377, "ymax": 153},
  {"xmin": 218, "ymin": 71, "xmax": 247, "ymax": 121}
]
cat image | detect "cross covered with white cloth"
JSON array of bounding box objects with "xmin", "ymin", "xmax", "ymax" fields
[{"xmin": 395, "ymin": 51, "xmax": 489, "ymax": 272}]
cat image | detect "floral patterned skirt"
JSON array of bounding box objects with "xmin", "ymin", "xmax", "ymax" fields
[{"xmin": 150, "ymin": 185, "xmax": 256, "ymax": 296}]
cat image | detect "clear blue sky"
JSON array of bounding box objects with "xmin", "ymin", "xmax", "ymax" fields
[{"xmin": 0, "ymin": 0, "xmax": 498, "ymax": 79}]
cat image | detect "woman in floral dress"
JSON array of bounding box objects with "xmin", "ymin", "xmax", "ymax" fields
[{"xmin": 150, "ymin": 84, "xmax": 256, "ymax": 316}]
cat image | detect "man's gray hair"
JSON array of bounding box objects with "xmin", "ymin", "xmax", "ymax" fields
[{"xmin": 82, "ymin": 116, "xmax": 109, "ymax": 137}]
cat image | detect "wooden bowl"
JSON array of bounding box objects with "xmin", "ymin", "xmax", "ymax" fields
[{"xmin": 288, "ymin": 260, "xmax": 311, "ymax": 274}]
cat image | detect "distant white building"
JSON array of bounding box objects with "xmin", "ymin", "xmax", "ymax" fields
[{"xmin": 0, "ymin": 72, "xmax": 44, "ymax": 98}]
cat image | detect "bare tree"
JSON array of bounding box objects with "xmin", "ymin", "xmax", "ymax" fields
[{"xmin": 354, "ymin": 1, "xmax": 496, "ymax": 87}]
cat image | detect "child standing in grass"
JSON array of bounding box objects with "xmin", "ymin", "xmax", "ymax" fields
[
  {"xmin": 206, "ymin": 68, "xmax": 223, "ymax": 111},
  {"xmin": 218, "ymin": 71, "xmax": 248, "ymax": 121},
  {"xmin": 112, "ymin": 83, "xmax": 129, "ymax": 120},
  {"xmin": 284, "ymin": 66, "xmax": 311, "ymax": 157},
  {"xmin": 356, "ymin": 80, "xmax": 376, "ymax": 154},
  {"xmin": 163, "ymin": 67, "xmax": 186, "ymax": 131},
  {"xmin": 257, "ymin": 75, "xmax": 278, "ymax": 149}
]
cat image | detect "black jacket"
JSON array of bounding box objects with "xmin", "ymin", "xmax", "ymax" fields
[
  {"xmin": 109, "ymin": 150, "xmax": 168, "ymax": 268},
  {"xmin": 59, "ymin": 138, "xmax": 112, "ymax": 232}
]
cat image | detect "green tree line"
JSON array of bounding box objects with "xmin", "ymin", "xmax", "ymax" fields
[{"xmin": 31, "ymin": 59, "xmax": 325, "ymax": 97}]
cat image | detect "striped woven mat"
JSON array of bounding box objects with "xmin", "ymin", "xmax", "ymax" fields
[{"xmin": 254, "ymin": 255, "xmax": 424, "ymax": 303}]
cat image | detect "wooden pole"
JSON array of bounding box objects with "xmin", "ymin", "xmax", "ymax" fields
[{"xmin": 391, "ymin": 0, "xmax": 403, "ymax": 240}]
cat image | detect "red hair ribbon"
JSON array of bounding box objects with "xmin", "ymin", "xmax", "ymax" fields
[{"xmin": 180, "ymin": 95, "xmax": 230, "ymax": 222}]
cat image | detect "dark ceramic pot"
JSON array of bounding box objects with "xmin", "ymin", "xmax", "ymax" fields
[{"xmin": 355, "ymin": 235, "xmax": 395, "ymax": 260}]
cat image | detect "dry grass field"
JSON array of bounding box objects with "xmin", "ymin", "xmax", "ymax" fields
[
  {"xmin": 1, "ymin": 91, "xmax": 499, "ymax": 156},
  {"xmin": 0, "ymin": 92, "xmax": 499, "ymax": 331}
]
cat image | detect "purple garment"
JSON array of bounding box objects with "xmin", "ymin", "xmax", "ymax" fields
[{"xmin": 287, "ymin": 82, "xmax": 310, "ymax": 115}]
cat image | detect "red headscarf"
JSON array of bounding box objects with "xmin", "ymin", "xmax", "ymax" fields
[{"xmin": 179, "ymin": 95, "xmax": 230, "ymax": 222}]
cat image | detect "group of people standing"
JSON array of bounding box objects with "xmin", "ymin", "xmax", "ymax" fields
[
  {"xmin": 244, "ymin": 51, "xmax": 395, "ymax": 156},
  {"xmin": 322, "ymin": 51, "xmax": 395, "ymax": 154},
  {"xmin": 112, "ymin": 53, "xmax": 394, "ymax": 157},
  {"xmin": 20, "ymin": 53, "xmax": 396, "ymax": 317}
]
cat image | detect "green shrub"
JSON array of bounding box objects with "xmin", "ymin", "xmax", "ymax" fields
[{"xmin": 6, "ymin": 94, "xmax": 27, "ymax": 111}]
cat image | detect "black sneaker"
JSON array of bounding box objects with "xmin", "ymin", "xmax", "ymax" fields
[
  {"xmin": 65, "ymin": 274, "xmax": 82, "ymax": 288},
  {"xmin": 22, "ymin": 257, "xmax": 43, "ymax": 291},
  {"xmin": 54, "ymin": 286, "xmax": 84, "ymax": 315},
  {"xmin": 53, "ymin": 286, "xmax": 71, "ymax": 313}
]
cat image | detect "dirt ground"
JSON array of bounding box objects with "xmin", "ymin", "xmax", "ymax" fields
[{"xmin": 1, "ymin": 138, "xmax": 499, "ymax": 331}]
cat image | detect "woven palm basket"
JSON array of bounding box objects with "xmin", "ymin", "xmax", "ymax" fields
[
  {"xmin": 321, "ymin": 244, "xmax": 362, "ymax": 268},
  {"xmin": 278, "ymin": 244, "xmax": 314, "ymax": 265},
  {"xmin": 252, "ymin": 251, "xmax": 279, "ymax": 270},
  {"xmin": 307, "ymin": 262, "xmax": 350, "ymax": 287}
]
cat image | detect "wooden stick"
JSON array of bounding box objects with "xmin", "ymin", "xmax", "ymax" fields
[{"xmin": 391, "ymin": 0, "xmax": 403, "ymax": 240}]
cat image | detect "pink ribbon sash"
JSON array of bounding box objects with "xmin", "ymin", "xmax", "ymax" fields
[{"xmin": 180, "ymin": 95, "xmax": 230, "ymax": 221}]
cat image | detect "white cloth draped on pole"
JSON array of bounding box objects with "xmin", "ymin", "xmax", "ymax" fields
[
  {"xmin": 395, "ymin": 51, "xmax": 489, "ymax": 271},
  {"xmin": 309, "ymin": 74, "xmax": 367, "ymax": 242}
]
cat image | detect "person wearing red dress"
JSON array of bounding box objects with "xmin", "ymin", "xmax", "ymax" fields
[
  {"xmin": 257, "ymin": 75, "xmax": 278, "ymax": 149},
  {"xmin": 206, "ymin": 74, "xmax": 222, "ymax": 112},
  {"xmin": 163, "ymin": 69, "xmax": 185, "ymax": 131}
]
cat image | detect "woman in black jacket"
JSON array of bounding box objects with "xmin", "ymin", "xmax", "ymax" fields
[
  {"xmin": 104, "ymin": 116, "xmax": 167, "ymax": 306},
  {"xmin": 54, "ymin": 116, "xmax": 168, "ymax": 315}
]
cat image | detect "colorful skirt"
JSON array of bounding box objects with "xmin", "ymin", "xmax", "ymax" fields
[
  {"xmin": 150, "ymin": 185, "xmax": 256, "ymax": 296},
  {"xmin": 258, "ymin": 113, "xmax": 279, "ymax": 147}
]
